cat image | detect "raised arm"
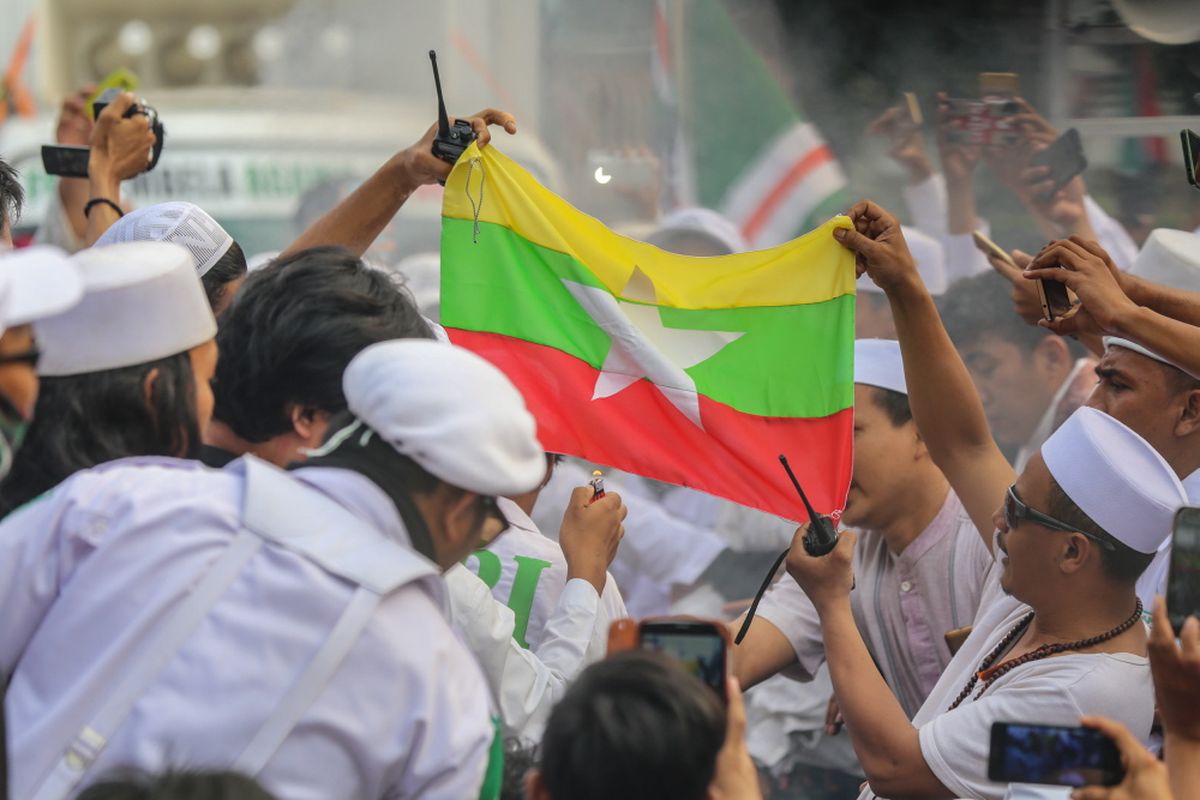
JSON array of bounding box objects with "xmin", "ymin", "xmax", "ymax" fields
[
  {"xmin": 84, "ymin": 92, "xmax": 157, "ymax": 245},
  {"xmin": 835, "ymin": 200, "xmax": 1014, "ymax": 542},
  {"xmin": 281, "ymin": 109, "xmax": 516, "ymax": 259}
]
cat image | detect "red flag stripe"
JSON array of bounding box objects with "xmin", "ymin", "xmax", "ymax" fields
[
  {"xmin": 449, "ymin": 328, "xmax": 853, "ymax": 521},
  {"xmin": 741, "ymin": 145, "xmax": 834, "ymax": 244}
]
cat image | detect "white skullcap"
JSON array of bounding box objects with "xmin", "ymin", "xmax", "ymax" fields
[
  {"xmin": 0, "ymin": 246, "xmax": 83, "ymax": 336},
  {"xmin": 649, "ymin": 207, "xmax": 748, "ymax": 254},
  {"xmin": 1130, "ymin": 228, "xmax": 1200, "ymax": 292},
  {"xmin": 1102, "ymin": 336, "xmax": 1197, "ymax": 380},
  {"xmin": 343, "ymin": 339, "xmax": 545, "ymax": 497},
  {"xmin": 38, "ymin": 242, "xmax": 217, "ymax": 377},
  {"xmin": 1041, "ymin": 407, "xmax": 1187, "ymax": 554},
  {"xmin": 859, "ymin": 226, "xmax": 947, "ymax": 296},
  {"xmin": 854, "ymin": 338, "xmax": 907, "ymax": 395},
  {"xmin": 95, "ymin": 201, "xmax": 235, "ymax": 277}
]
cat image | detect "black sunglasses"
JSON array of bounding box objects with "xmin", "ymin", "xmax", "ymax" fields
[
  {"xmin": 1004, "ymin": 485, "xmax": 1115, "ymax": 551},
  {"xmin": 0, "ymin": 347, "xmax": 41, "ymax": 369}
]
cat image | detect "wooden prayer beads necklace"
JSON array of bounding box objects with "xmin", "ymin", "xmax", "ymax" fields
[{"xmin": 947, "ymin": 599, "xmax": 1144, "ymax": 711}]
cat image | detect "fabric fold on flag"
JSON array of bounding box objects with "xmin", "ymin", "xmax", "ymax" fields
[{"xmin": 441, "ymin": 142, "xmax": 854, "ymax": 522}]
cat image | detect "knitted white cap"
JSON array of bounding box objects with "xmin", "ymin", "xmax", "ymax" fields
[{"xmin": 95, "ymin": 201, "xmax": 235, "ymax": 277}]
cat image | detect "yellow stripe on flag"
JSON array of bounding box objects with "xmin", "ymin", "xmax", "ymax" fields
[{"xmin": 443, "ymin": 143, "xmax": 855, "ymax": 310}]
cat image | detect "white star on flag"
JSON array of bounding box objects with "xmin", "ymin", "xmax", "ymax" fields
[{"xmin": 562, "ymin": 267, "xmax": 744, "ymax": 429}]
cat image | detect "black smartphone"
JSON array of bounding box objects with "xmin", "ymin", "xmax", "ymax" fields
[
  {"xmin": 988, "ymin": 722, "xmax": 1124, "ymax": 787},
  {"xmin": 1168, "ymin": 507, "xmax": 1200, "ymax": 630},
  {"xmin": 638, "ymin": 619, "xmax": 728, "ymax": 701},
  {"xmin": 1030, "ymin": 128, "xmax": 1088, "ymax": 200},
  {"xmin": 41, "ymin": 145, "xmax": 91, "ymax": 179},
  {"xmin": 1182, "ymin": 129, "xmax": 1200, "ymax": 189}
]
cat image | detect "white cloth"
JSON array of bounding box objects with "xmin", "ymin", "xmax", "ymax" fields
[
  {"xmin": 1136, "ymin": 469, "xmax": 1200, "ymax": 606},
  {"xmin": 95, "ymin": 201, "xmax": 235, "ymax": 277},
  {"xmin": 0, "ymin": 246, "xmax": 82, "ymax": 335},
  {"xmin": 469, "ymin": 498, "xmax": 626, "ymax": 652},
  {"xmin": 0, "ymin": 457, "xmax": 496, "ymax": 800},
  {"xmin": 450, "ymin": 498, "xmax": 627, "ymax": 741},
  {"xmin": 855, "ymin": 338, "xmax": 907, "ymax": 395},
  {"xmin": 902, "ymin": 174, "xmax": 949, "ymax": 238},
  {"xmin": 757, "ymin": 490, "xmax": 993, "ymax": 718},
  {"xmin": 533, "ymin": 461, "xmax": 727, "ymax": 618},
  {"xmin": 744, "ymin": 668, "xmax": 862, "ymax": 777},
  {"xmin": 1083, "ymin": 196, "xmax": 1138, "ymax": 271},
  {"xmin": 857, "ymin": 556, "xmax": 1153, "ymax": 800}
]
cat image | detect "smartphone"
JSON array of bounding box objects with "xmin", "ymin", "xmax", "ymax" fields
[
  {"xmin": 902, "ymin": 91, "xmax": 923, "ymax": 128},
  {"xmin": 40, "ymin": 144, "xmax": 90, "ymax": 178},
  {"xmin": 971, "ymin": 231, "xmax": 1016, "ymax": 267},
  {"xmin": 607, "ymin": 618, "xmax": 729, "ymax": 700},
  {"xmin": 1030, "ymin": 129, "xmax": 1088, "ymax": 200},
  {"xmin": 1181, "ymin": 129, "xmax": 1200, "ymax": 189},
  {"xmin": 1167, "ymin": 507, "xmax": 1200, "ymax": 630},
  {"xmin": 1034, "ymin": 271, "xmax": 1073, "ymax": 322},
  {"xmin": 979, "ymin": 72, "xmax": 1020, "ymax": 99},
  {"xmin": 944, "ymin": 97, "xmax": 1020, "ymax": 146},
  {"xmin": 988, "ymin": 722, "xmax": 1123, "ymax": 787}
]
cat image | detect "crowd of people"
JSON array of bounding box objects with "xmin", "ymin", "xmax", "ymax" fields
[{"xmin": 0, "ymin": 61, "xmax": 1197, "ymax": 800}]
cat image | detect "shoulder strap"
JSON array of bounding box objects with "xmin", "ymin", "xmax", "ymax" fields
[
  {"xmin": 241, "ymin": 456, "xmax": 437, "ymax": 595},
  {"xmin": 31, "ymin": 530, "xmax": 263, "ymax": 800}
]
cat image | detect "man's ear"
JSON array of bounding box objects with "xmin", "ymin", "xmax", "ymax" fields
[
  {"xmin": 142, "ymin": 367, "xmax": 161, "ymax": 410},
  {"xmin": 289, "ymin": 405, "xmax": 331, "ymax": 447},
  {"xmin": 1060, "ymin": 533, "xmax": 1090, "ymax": 576},
  {"xmin": 1033, "ymin": 335, "xmax": 1071, "ymax": 380},
  {"xmin": 1174, "ymin": 388, "xmax": 1200, "ymax": 438}
]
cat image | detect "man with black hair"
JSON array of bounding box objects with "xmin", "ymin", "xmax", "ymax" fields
[
  {"xmin": 201, "ymin": 245, "xmax": 434, "ymax": 468},
  {"xmin": 940, "ymin": 270, "xmax": 1096, "ymax": 469},
  {"xmin": 0, "ymin": 339, "xmax": 546, "ymax": 799},
  {"xmin": 0, "ymin": 157, "xmax": 23, "ymax": 248},
  {"xmin": 526, "ymin": 650, "xmax": 761, "ymax": 800},
  {"xmin": 732, "ymin": 339, "xmax": 992, "ymax": 723},
  {"xmin": 815, "ymin": 201, "xmax": 1187, "ymax": 799}
]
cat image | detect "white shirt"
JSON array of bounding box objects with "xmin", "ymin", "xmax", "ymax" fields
[
  {"xmin": 1135, "ymin": 468, "xmax": 1200, "ymax": 609},
  {"xmin": 859, "ymin": 555, "xmax": 1154, "ymax": 800},
  {"xmin": 534, "ymin": 461, "xmax": 726, "ymax": 617},
  {"xmin": 450, "ymin": 498, "xmax": 628, "ymax": 742},
  {"xmin": 757, "ymin": 490, "xmax": 993, "ymax": 718},
  {"xmin": 0, "ymin": 457, "xmax": 496, "ymax": 800}
]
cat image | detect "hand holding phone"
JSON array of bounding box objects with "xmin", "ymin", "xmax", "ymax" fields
[
  {"xmin": 1181, "ymin": 129, "xmax": 1200, "ymax": 189},
  {"xmin": 608, "ymin": 618, "xmax": 730, "ymax": 701},
  {"xmin": 1167, "ymin": 507, "xmax": 1200, "ymax": 631},
  {"xmin": 1029, "ymin": 129, "xmax": 1088, "ymax": 201},
  {"xmin": 988, "ymin": 722, "xmax": 1123, "ymax": 787}
]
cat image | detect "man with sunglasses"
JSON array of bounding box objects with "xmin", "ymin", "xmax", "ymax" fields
[
  {"xmin": 0, "ymin": 339, "xmax": 545, "ymax": 799},
  {"xmin": 774, "ymin": 201, "xmax": 1188, "ymax": 800}
]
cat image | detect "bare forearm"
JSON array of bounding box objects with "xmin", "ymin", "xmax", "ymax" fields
[
  {"xmin": 58, "ymin": 178, "xmax": 90, "ymax": 242},
  {"xmin": 1166, "ymin": 734, "xmax": 1200, "ymax": 800},
  {"xmin": 282, "ymin": 154, "xmax": 419, "ymax": 259},
  {"xmin": 1124, "ymin": 274, "xmax": 1200, "ymax": 328},
  {"xmin": 83, "ymin": 171, "xmax": 123, "ymax": 246},
  {"xmin": 1114, "ymin": 306, "xmax": 1200, "ymax": 378},
  {"xmin": 728, "ymin": 615, "xmax": 798, "ymax": 689},
  {"xmin": 887, "ymin": 276, "xmax": 1014, "ymax": 536}
]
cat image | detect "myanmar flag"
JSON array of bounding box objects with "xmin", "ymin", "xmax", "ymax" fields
[{"xmin": 440, "ymin": 143, "xmax": 854, "ymax": 521}]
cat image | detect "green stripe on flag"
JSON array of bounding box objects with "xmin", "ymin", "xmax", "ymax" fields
[{"xmin": 442, "ymin": 217, "xmax": 853, "ymax": 419}]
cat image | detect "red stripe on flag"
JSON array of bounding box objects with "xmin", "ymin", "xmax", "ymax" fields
[
  {"xmin": 449, "ymin": 329, "xmax": 853, "ymax": 521},
  {"xmin": 741, "ymin": 145, "xmax": 833, "ymax": 244},
  {"xmin": 654, "ymin": 2, "xmax": 671, "ymax": 75}
]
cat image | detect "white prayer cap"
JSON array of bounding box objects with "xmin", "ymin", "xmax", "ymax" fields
[
  {"xmin": 854, "ymin": 338, "xmax": 907, "ymax": 395},
  {"xmin": 1102, "ymin": 336, "xmax": 1197, "ymax": 380},
  {"xmin": 343, "ymin": 339, "xmax": 545, "ymax": 497},
  {"xmin": 1041, "ymin": 406, "xmax": 1187, "ymax": 554},
  {"xmin": 0, "ymin": 246, "xmax": 83, "ymax": 335},
  {"xmin": 95, "ymin": 201, "xmax": 235, "ymax": 277},
  {"xmin": 648, "ymin": 207, "xmax": 748, "ymax": 255},
  {"xmin": 37, "ymin": 242, "xmax": 217, "ymax": 377},
  {"xmin": 1130, "ymin": 228, "xmax": 1200, "ymax": 292},
  {"xmin": 858, "ymin": 226, "xmax": 947, "ymax": 296}
]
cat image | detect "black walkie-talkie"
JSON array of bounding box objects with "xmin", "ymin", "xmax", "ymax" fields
[
  {"xmin": 734, "ymin": 454, "xmax": 841, "ymax": 645},
  {"xmin": 429, "ymin": 50, "xmax": 475, "ymax": 167}
]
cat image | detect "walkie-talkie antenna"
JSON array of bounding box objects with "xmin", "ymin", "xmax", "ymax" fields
[
  {"xmin": 779, "ymin": 454, "xmax": 820, "ymax": 522},
  {"xmin": 429, "ymin": 50, "xmax": 451, "ymax": 138}
]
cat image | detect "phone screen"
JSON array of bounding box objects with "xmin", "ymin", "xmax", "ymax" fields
[
  {"xmin": 987, "ymin": 723, "xmax": 1123, "ymax": 787},
  {"xmin": 1168, "ymin": 507, "xmax": 1200, "ymax": 629},
  {"xmin": 639, "ymin": 622, "xmax": 727, "ymax": 699}
]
